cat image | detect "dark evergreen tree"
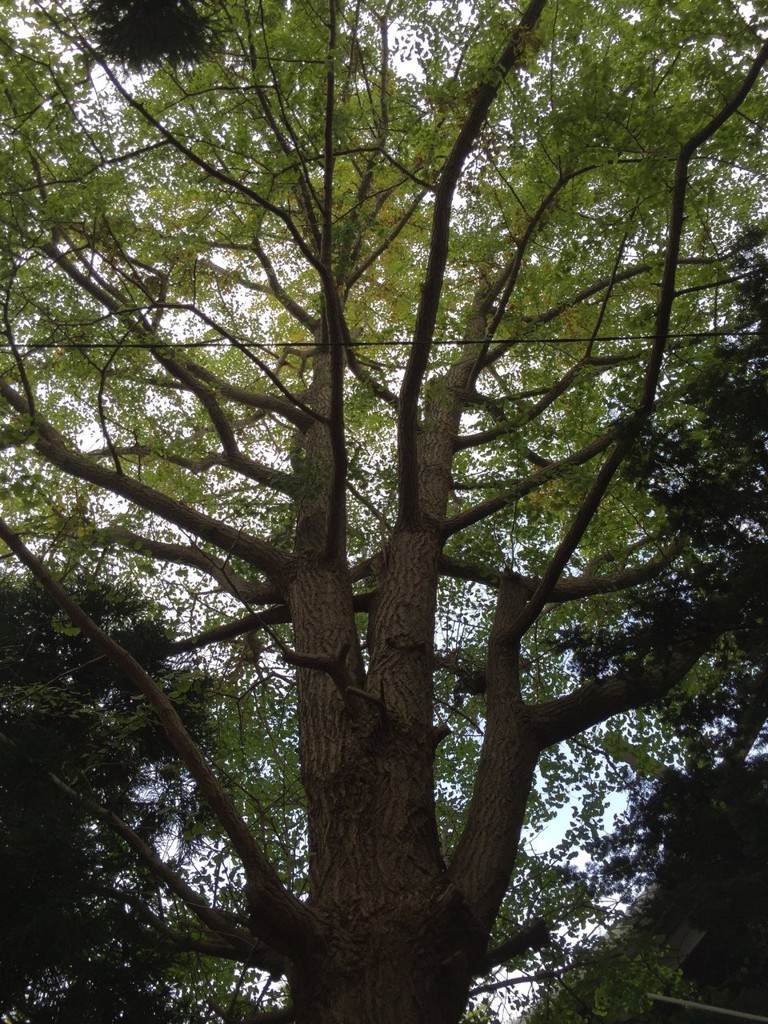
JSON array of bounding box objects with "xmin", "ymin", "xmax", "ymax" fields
[
  {"xmin": 0, "ymin": 577, "xmax": 213, "ymax": 1023},
  {"xmin": 555, "ymin": 243, "xmax": 768, "ymax": 1018}
]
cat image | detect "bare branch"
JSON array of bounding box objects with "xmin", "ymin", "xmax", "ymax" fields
[
  {"xmin": 529, "ymin": 584, "xmax": 759, "ymax": 750},
  {"xmin": 641, "ymin": 36, "xmax": 768, "ymax": 411}
]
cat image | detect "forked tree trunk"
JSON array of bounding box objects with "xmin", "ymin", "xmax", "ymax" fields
[
  {"xmin": 282, "ymin": 544, "xmax": 489, "ymax": 1023},
  {"xmin": 276, "ymin": 350, "xmax": 509, "ymax": 1022}
]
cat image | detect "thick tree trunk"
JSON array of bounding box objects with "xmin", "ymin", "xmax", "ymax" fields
[
  {"xmin": 287, "ymin": 526, "xmax": 447, "ymax": 894},
  {"xmin": 289, "ymin": 964, "xmax": 471, "ymax": 1024},
  {"xmin": 287, "ymin": 889, "xmax": 482, "ymax": 1024}
]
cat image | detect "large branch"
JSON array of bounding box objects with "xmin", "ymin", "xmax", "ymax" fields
[
  {"xmin": 149, "ymin": 348, "xmax": 298, "ymax": 493},
  {"xmin": 505, "ymin": 39, "xmax": 768, "ymax": 640},
  {"xmin": 722, "ymin": 666, "xmax": 768, "ymax": 765},
  {"xmin": 448, "ymin": 575, "xmax": 539, "ymax": 929},
  {"xmin": 439, "ymin": 539, "xmax": 683, "ymax": 608},
  {"xmin": 39, "ymin": 237, "xmax": 324, "ymax": 430},
  {"xmin": 180, "ymin": 356, "xmax": 315, "ymax": 431},
  {"xmin": 345, "ymin": 345, "xmax": 399, "ymax": 407},
  {"xmin": 442, "ymin": 428, "xmax": 616, "ymax": 538},
  {"xmin": 397, "ymin": 0, "xmax": 548, "ymax": 527},
  {"xmin": 155, "ymin": 301, "xmax": 324, "ymax": 424},
  {"xmin": 319, "ymin": 0, "xmax": 350, "ymax": 562},
  {"xmin": 640, "ymin": 34, "xmax": 768, "ymax": 412},
  {"xmin": 531, "ymin": 637, "xmax": 713, "ymax": 751},
  {"xmin": 453, "ymin": 349, "xmax": 638, "ymax": 455},
  {"xmin": 240, "ymin": 1008, "xmax": 296, "ymax": 1024},
  {"xmin": 0, "ymin": 377, "xmax": 290, "ymax": 579},
  {"xmin": 250, "ymin": 236, "xmax": 320, "ymax": 331},
  {"xmin": 103, "ymin": 526, "xmax": 278, "ymax": 603},
  {"xmin": 449, "ymin": 546, "xmax": 759, "ymax": 931},
  {"xmin": 198, "ymin": 249, "xmax": 319, "ymax": 334},
  {"xmin": 506, "ymin": 432, "xmax": 639, "ymax": 640},
  {"xmin": 133, "ymin": 904, "xmax": 269, "ymax": 967},
  {"xmin": 170, "ymin": 590, "xmax": 374, "ymax": 653},
  {"xmin": 480, "ymin": 256, "xmax": 719, "ymax": 372},
  {"xmin": 0, "ymin": 518, "xmax": 313, "ymax": 954},
  {"xmin": 536, "ymin": 543, "xmax": 684, "ymax": 603},
  {"xmin": 462, "ymin": 165, "xmax": 596, "ymax": 388},
  {"xmin": 451, "ymin": 51, "xmax": 768, "ymax": 898},
  {"xmin": 530, "ymin": 574, "xmax": 764, "ymax": 750},
  {"xmin": 171, "ymin": 608, "xmax": 290, "ymax": 652},
  {"xmin": 90, "ymin": 441, "xmax": 293, "ymax": 496},
  {"xmin": 481, "ymin": 263, "xmax": 656, "ymax": 369},
  {"xmin": 483, "ymin": 917, "xmax": 550, "ymax": 971}
]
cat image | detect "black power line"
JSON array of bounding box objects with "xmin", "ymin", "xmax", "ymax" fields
[{"xmin": 0, "ymin": 329, "xmax": 765, "ymax": 352}]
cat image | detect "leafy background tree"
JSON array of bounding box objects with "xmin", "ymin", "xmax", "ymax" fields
[
  {"xmin": 518, "ymin": 243, "xmax": 768, "ymax": 1020},
  {"xmin": 0, "ymin": 0, "xmax": 767, "ymax": 1020},
  {"xmin": 524, "ymin": 647, "xmax": 768, "ymax": 1022}
]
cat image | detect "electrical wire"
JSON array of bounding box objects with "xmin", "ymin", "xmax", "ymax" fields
[{"xmin": 0, "ymin": 329, "xmax": 765, "ymax": 351}]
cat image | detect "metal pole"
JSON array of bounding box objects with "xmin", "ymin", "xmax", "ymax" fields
[{"xmin": 648, "ymin": 993, "xmax": 768, "ymax": 1024}]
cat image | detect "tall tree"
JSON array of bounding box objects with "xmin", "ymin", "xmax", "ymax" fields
[{"xmin": 0, "ymin": 0, "xmax": 766, "ymax": 1020}]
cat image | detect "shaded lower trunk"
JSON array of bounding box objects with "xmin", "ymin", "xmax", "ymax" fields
[{"xmin": 288, "ymin": 893, "xmax": 484, "ymax": 1024}]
